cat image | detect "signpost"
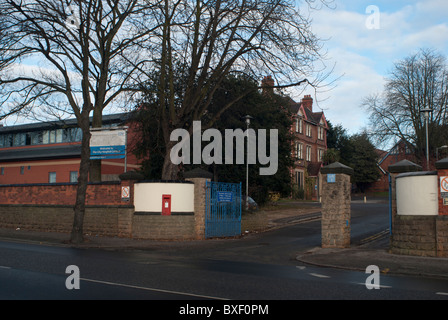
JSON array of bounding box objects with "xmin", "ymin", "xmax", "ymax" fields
[
  {"xmin": 90, "ymin": 127, "xmax": 128, "ymax": 172},
  {"xmin": 121, "ymin": 186, "xmax": 130, "ymax": 201},
  {"xmin": 327, "ymin": 173, "xmax": 336, "ymax": 183},
  {"xmin": 441, "ymin": 176, "xmax": 448, "ymax": 199},
  {"xmin": 217, "ymin": 191, "xmax": 233, "ymax": 203}
]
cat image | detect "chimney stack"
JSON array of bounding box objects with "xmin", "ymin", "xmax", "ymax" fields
[
  {"xmin": 261, "ymin": 75, "xmax": 275, "ymax": 95},
  {"xmin": 302, "ymin": 94, "xmax": 313, "ymax": 111}
]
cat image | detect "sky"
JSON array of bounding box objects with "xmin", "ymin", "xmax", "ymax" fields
[{"xmin": 290, "ymin": 0, "xmax": 448, "ymax": 138}]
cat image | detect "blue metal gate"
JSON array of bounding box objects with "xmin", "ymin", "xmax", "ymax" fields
[{"xmin": 205, "ymin": 181, "xmax": 242, "ymax": 238}]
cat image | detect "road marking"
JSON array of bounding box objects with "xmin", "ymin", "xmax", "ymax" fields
[
  {"xmin": 436, "ymin": 292, "xmax": 448, "ymax": 296},
  {"xmin": 296, "ymin": 266, "xmax": 306, "ymax": 270},
  {"xmin": 353, "ymin": 282, "xmax": 392, "ymax": 289},
  {"xmin": 309, "ymin": 272, "xmax": 330, "ymax": 279},
  {"xmin": 0, "ymin": 266, "xmax": 11, "ymax": 269},
  {"xmin": 80, "ymin": 277, "xmax": 229, "ymax": 300},
  {"xmin": 359, "ymin": 229, "xmax": 390, "ymax": 245}
]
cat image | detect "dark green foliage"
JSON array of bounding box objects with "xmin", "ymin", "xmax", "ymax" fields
[{"xmin": 132, "ymin": 74, "xmax": 294, "ymax": 204}]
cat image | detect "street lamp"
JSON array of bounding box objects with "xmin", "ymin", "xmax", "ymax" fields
[
  {"xmin": 420, "ymin": 107, "xmax": 432, "ymax": 170},
  {"xmin": 242, "ymin": 115, "xmax": 253, "ymax": 211},
  {"xmin": 437, "ymin": 145, "xmax": 448, "ymax": 160}
]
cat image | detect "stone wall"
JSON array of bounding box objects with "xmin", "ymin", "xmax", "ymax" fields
[
  {"xmin": 0, "ymin": 204, "xmax": 134, "ymax": 237},
  {"xmin": 389, "ymin": 159, "xmax": 448, "ymax": 257},
  {"xmin": 391, "ymin": 215, "xmax": 436, "ymax": 256},
  {"xmin": 185, "ymin": 176, "xmax": 209, "ymax": 240},
  {"xmin": 0, "ymin": 177, "xmax": 200, "ymax": 240},
  {"xmin": 132, "ymin": 213, "xmax": 195, "ymax": 240}
]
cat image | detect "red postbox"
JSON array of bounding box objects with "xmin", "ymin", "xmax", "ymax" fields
[{"xmin": 162, "ymin": 194, "xmax": 171, "ymax": 215}]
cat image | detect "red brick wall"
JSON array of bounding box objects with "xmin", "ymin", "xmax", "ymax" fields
[{"xmin": 0, "ymin": 182, "xmax": 123, "ymax": 206}]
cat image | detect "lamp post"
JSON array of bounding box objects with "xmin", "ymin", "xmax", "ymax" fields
[
  {"xmin": 242, "ymin": 115, "xmax": 253, "ymax": 211},
  {"xmin": 420, "ymin": 108, "xmax": 432, "ymax": 170},
  {"xmin": 437, "ymin": 145, "xmax": 448, "ymax": 160}
]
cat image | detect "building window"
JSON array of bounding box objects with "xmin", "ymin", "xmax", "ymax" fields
[
  {"xmin": 306, "ymin": 124, "xmax": 312, "ymax": 137},
  {"xmin": 318, "ymin": 149, "xmax": 325, "ymax": 162},
  {"xmin": 13, "ymin": 133, "xmax": 26, "ymax": 146},
  {"xmin": 1, "ymin": 167, "xmax": 4, "ymax": 175},
  {"xmin": 297, "ymin": 143, "xmax": 303, "ymax": 160},
  {"xmin": 49, "ymin": 172, "xmax": 57, "ymax": 183},
  {"xmin": 31, "ymin": 131, "xmax": 43, "ymax": 145},
  {"xmin": 20, "ymin": 166, "xmax": 25, "ymax": 175},
  {"xmin": 295, "ymin": 171, "xmax": 304, "ymax": 188},
  {"xmin": 318, "ymin": 127, "xmax": 324, "ymax": 140},
  {"xmin": 296, "ymin": 118, "xmax": 303, "ymax": 134},
  {"xmin": 70, "ymin": 171, "xmax": 78, "ymax": 183},
  {"xmin": 405, "ymin": 144, "xmax": 413, "ymax": 154},
  {"xmin": 306, "ymin": 145, "xmax": 312, "ymax": 162},
  {"xmin": 390, "ymin": 146, "xmax": 399, "ymax": 155},
  {"xmin": 0, "ymin": 126, "xmax": 83, "ymax": 148}
]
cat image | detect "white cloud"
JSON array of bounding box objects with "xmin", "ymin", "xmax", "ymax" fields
[{"xmin": 299, "ymin": 0, "xmax": 448, "ymax": 139}]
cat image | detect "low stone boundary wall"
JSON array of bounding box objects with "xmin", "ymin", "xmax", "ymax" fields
[
  {"xmin": 132, "ymin": 214, "xmax": 195, "ymax": 240},
  {"xmin": 0, "ymin": 204, "xmax": 134, "ymax": 237},
  {"xmin": 389, "ymin": 159, "xmax": 448, "ymax": 257},
  {"xmin": 0, "ymin": 170, "xmax": 214, "ymax": 240}
]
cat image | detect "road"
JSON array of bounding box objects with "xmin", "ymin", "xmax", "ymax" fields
[{"xmin": 0, "ymin": 201, "xmax": 447, "ymax": 309}]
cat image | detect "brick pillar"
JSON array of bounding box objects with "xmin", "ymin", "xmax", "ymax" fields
[
  {"xmin": 320, "ymin": 162, "xmax": 353, "ymax": 248},
  {"xmin": 184, "ymin": 168, "xmax": 213, "ymax": 240},
  {"xmin": 118, "ymin": 171, "xmax": 143, "ymax": 238}
]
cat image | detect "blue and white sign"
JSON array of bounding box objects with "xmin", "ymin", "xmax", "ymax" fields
[
  {"xmin": 90, "ymin": 128, "xmax": 127, "ymax": 160},
  {"xmin": 90, "ymin": 145, "xmax": 125, "ymax": 159},
  {"xmin": 327, "ymin": 173, "xmax": 336, "ymax": 183},
  {"xmin": 217, "ymin": 191, "xmax": 233, "ymax": 202}
]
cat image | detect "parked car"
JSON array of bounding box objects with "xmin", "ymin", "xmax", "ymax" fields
[{"xmin": 243, "ymin": 196, "xmax": 258, "ymax": 211}]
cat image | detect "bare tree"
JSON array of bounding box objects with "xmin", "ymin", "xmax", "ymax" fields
[
  {"xmin": 0, "ymin": 0, "xmax": 159, "ymax": 243},
  {"xmin": 363, "ymin": 48, "xmax": 448, "ymax": 164},
  {"xmin": 130, "ymin": 0, "xmax": 332, "ymax": 179}
]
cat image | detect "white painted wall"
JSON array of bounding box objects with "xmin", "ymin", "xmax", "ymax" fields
[
  {"xmin": 134, "ymin": 182, "xmax": 194, "ymax": 213},
  {"xmin": 396, "ymin": 174, "xmax": 438, "ymax": 216}
]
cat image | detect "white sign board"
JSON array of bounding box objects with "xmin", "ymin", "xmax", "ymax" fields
[
  {"xmin": 441, "ymin": 176, "xmax": 448, "ymax": 198},
  {"xmin": 90, "ymin": 127, "xmax": 127, "ymax": 160},
  {"xmin": 121, "ymin": 186, "xmax": 130, "ymax": 201}
]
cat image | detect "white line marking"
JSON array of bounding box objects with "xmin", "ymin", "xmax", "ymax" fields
[
  {"xmin": 436, "ymin": 292, "xmax": 448, "ymax": 296},
  {"xmin": 353, "ymin": 282, "xmax": 392, "ymax": 289},
  {"xmin": 0, "ymin": 266, "xmax": 11, "ymax": 269},
  {"xmin": 309, "ymin": 272, "xmax": 330, "ymax": 279},
  {"xmin": 80, "ymin": 278, "xmax": 229, "ymax": 300}
]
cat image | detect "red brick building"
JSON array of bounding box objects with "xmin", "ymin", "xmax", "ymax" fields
[
  {"xmin": 369, "ymin": 139, "xmax": 418, "ymax": 193},
  {"xmin": 289, "ymin": 94, "xmax": 328, "ymax": 199},
  {"xmin": 261, "ymin": 76, "xmax": 328, "ymax": 199},
  {"xmin": 0, "ymin": 113, "xmax": 141, "ymax": 184}
]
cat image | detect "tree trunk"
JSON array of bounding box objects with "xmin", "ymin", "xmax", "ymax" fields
[
  {"xmin": 161, "ymin": 142, "xmax": 180, "ymax": 180},
  {"xmin": 89, "ymin": 109, "xmax": 103, "ymax": 182},
  {"xmin": 70, "ymin": 123, "xmax": 91, "ymax": 244}
]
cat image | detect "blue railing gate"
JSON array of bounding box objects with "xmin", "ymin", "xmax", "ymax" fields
[{"xmin": 205, "ymin": 181, "xmax": 242, "ymax": 238}]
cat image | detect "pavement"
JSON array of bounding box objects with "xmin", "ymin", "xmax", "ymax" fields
[{"xmin": 1, "ymin": 202, "xmax": 447, "ymax": 280}]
